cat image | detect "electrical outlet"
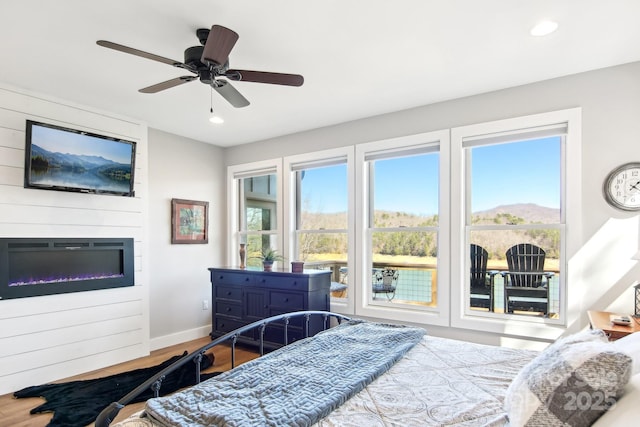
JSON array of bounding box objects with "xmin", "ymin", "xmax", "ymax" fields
[{"xmin": 202, "ymin": 300, "xmax": 209, "ymax": 310}]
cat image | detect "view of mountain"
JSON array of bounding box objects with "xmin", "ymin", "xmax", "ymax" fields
[
  {"xmin": 30, "ymin": 144, "xmax": 125, "ymax": 170},
  {"xmin": 29, "ymin": 144, "xmax": 132, "ymax": 193},
  {"xmin": 300, "ymin": 203, "xmax": 559, "ymax": 229},
  {"xmin": 473, "ymin": 203, "xmax": 560, "ymax": 224},
  {"xmin": 299, "ymin": 203, "xmax": 560, "ymax": 260}
]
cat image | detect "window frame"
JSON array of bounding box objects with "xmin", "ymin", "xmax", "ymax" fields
[
  {"xmin": 227, "ymin": 158, "xmax": 283, "ymax": 266},
  {"xmin": 450, "ymin": 108, "xmax": 582, "ymax": 339},
  {"xmin": 283, "ymin": 147, "xmax": 355, "ymax": 314},
  {"xmin": 355, "ymin": 130, "xmax": 450, "ymax": 326}
]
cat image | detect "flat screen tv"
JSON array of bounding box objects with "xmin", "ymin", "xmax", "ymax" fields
[{"xmin": 24, "ymin": 120, "xmax": 136, "ymax": 197}]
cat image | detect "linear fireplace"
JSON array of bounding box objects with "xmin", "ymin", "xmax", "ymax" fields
[{"xmin": 0, "ymin": 238, "xmax": 134, "ymax": 300}]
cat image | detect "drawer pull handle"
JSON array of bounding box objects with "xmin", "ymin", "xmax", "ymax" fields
[
  {"xmin": 226, "ymin": 307, "xmax": 231, "ymax": 312},
  {"xmin": 284, "ymin": 298, "xmax": 289, "ymax": 302}
]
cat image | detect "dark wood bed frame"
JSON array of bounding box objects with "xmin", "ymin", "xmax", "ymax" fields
[{"xmin": 95, "ymin": 310, "xmax": 351, "ymax": 427}]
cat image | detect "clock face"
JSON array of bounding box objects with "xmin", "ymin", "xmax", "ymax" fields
[{"xmin": 604, "ymin": 163, "xmax": 640, "ymax": 211}]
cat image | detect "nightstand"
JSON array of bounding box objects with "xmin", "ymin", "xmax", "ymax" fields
[{"xmin": 587, "ymin": 310, "xmax": 640, "ymax": 341}]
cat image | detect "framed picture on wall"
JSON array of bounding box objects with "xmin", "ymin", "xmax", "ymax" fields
[{"xmin": 171, "ymin": 199, "xmax": 209, "ymax": 244}]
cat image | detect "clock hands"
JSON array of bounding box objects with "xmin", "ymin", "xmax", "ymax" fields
[{"xmin": 629, "ymin": 180, "xmax": 640, "ymax": 192}]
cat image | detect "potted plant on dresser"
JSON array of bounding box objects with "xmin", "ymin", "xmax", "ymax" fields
[{"xmin": 258, "ymin": 248, "xmax": 285, "ymax": 271}]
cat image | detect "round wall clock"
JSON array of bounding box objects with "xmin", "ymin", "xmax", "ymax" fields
[{"xmin": 603, "ymin": 162, "xmax": 640, "ymax": 211}]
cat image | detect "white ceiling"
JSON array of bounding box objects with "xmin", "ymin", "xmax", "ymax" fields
[{"xmin": 2, "ymin": 0, "xmax": 640, "ymax": 147}]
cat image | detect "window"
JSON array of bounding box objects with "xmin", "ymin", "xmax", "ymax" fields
[
  {"xmin": 244, "ymin": 189, "xmax": 277, "ymax": 264},
  {"xmin": 356, "ymin": 131, "xmax": 450, "ymax": 325},
  {"xmin": 467, "ymin": 136, "xmax": 562, "ymax": 317},
  {"xmin": 451, "ymin": 108, "xmax": 581, "ymax": 333},
  {"xmin": 369, "ymin": 152, "xmax": 439, "ymax": 307},
  {"xmin": 284, "ymin": 148, "xmax": 354, "ymax": 313},
  {"xmin": 228, "ymin": 160, "xmax": 282, "ymax": 268}
]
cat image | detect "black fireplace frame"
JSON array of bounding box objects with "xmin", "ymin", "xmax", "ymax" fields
[{"xmin": 0, "ymin": 238, "xmax": 134, "ymax": 300}]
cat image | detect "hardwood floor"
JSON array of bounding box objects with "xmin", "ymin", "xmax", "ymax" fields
[{"xmin": 0, "ymin": 337, "xmax": 259, "ymax": 427}]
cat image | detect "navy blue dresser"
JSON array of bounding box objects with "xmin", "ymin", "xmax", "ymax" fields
[{"xmin": 208, "ymin": 267, "xmax": 331, "ymax": 348}]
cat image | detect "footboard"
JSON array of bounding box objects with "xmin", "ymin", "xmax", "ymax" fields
[{"xmin": 95, "ymin": 310, "xmax": 350, "ymax": 427}]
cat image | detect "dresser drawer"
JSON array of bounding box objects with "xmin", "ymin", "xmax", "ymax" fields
[
  {"xmin": 257, "ymin": 275, "xmax": 307, "ymax": 291},
  {"xmin": 216, "ymin": 301, "xmax": 242, "ymax": 318},
  {"xmin": 214, "ymin": 317, "xmax": 246, "ymax": 334},
  {"xmin": 270, "ymin": 291, "xmax": 304, "ymax": 310},
  {"xmin": 212, "ymin": 271, "xmax": 254, "ymax": 286},
  {"xmin": 215, "ymin": 285, "xmax": 242, "ymax": 302},
  {"xmin": 264, "ymin": 324, "xmax": 304, "ymax": 345},
  {"xmin": 268, "ymin": 309, "xmax": 306, "ymax": 329}
]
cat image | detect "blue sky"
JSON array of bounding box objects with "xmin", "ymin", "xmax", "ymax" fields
[
  {"xmin": 373, "ymin": 155, "xmax": 438, "ymax": 215},
  {"xmin": 300, "ymin": 165, "xmax": 349, "ymax": 213},
  {"xmin": 471, "ymin": 137, "xmax": 561, "ymax": 212},
  {"xmin": 32, "ymin": 124, "xmax": 134, "ymax": 164},
  {"xmin": 300, "ymin": 136, "xmax": 561, "ymax": 215}
]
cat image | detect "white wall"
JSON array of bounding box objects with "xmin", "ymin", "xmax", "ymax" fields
[
  {"xmin": 225, "ymin": 61, "xmax": 640, "ymax": 346},
  {"xmin": 0, "ymin": 84, "xmax": 149, "ymax": 395},
  {"xmin": 146, "ymin": 128, "xmax": 225, "ymax": 350}
]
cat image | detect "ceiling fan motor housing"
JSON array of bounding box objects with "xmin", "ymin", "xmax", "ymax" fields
[
  {"xmin": 184, "ymin": 46, "xmax": 205, "ymax": 68},
  {"xmin": 184, "ymin": 45, "xmax": 229, "ymax": 85}
]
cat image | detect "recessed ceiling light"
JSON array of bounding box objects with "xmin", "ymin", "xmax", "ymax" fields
[
  {"xmin": 209, "ymin": 115, "xmax": 224, "ymax": 124},
  {"xmin": 530, "ymin": 20, "xmax": 558, "ymax": 37}
]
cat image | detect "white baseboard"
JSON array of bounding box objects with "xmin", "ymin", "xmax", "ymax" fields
[{"xmin": 150, "ymin": 324, "xmax": 212, "ymax": 351}]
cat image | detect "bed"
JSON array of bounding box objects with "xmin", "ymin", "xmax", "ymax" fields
[{"xmin": 95, "ymin": 311, "xmax": 640, "ymax": 427}]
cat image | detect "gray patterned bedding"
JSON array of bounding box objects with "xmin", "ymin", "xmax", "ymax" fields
[
  {"xmin": 112, "ymin": 324, "xmax": 538, "ymax": 427},
  {"xmin": 144, "ymin": 321, "xmax": 425, "ymax": 426}
]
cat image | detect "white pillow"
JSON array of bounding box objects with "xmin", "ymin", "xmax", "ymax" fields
[{"xmin": 612, "ymin": 331, "xmax": 640, "ymax": 375}]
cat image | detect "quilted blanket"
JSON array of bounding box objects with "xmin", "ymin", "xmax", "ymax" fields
[
  {"xmin": 316, "ymin": 334, "xmax": 538, "ymax": 426},
  {"xmin": 144, "ymin": 320, "xmax": 425, "ymax": 427}
]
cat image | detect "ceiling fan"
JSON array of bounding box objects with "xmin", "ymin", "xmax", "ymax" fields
[{"xmin": 96, "ymin": 25, "xmax": 304, "ymax": 108}]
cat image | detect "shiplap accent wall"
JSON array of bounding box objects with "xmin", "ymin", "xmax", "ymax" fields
[{"xmin": 0, "ymin": 83, "xmax": 149, "ymax": 395}]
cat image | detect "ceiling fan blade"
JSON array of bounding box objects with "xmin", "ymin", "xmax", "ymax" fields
[
  {"xmin": 212, "ymin": 80, "xmax": 250, "ymax": 108},
  {"xmin": 201, "ymin": 25, "xmax": 239, "ymax": 66},
  {"xmin": 139, "ymin": 76, "xmax": 197, "ymax": 93},
  {"xmin": 97, "ymin": 40, "xmax": 195, "ymax": 71},
  {"xmin": 225, "ymin": 69, "xmax": 304, "ymax": 86}
]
